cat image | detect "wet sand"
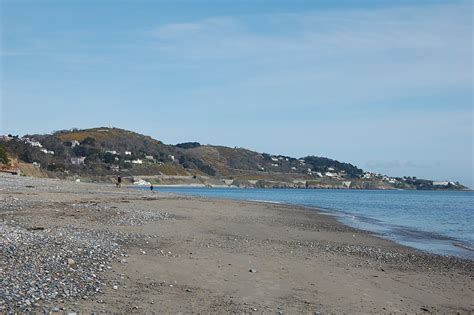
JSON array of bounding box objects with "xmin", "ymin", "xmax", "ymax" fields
[{"xmin": 1, "ymin": 174, "xmax": 473, "ymax": 313}]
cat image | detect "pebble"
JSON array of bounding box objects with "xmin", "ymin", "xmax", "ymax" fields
[{"xmin": 0, "ymin": 221, "xmax": 127, "ymax": 312}]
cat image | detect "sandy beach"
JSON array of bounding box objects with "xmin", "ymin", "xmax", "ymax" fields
[{"xmin": 0, "ymin": 174, "xmax": 473, "ymax": 313}]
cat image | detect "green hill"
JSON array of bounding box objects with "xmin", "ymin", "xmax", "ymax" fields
[{"xmin": 0, "ymin": 127, "xmax": 467, "ymax": 190}]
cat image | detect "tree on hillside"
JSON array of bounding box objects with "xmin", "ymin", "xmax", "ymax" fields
[
  {"xmin": 0, "ymin": 144, "xmax": 10, "ymax": 165},
  {"xmin": 104, "ymin": 152, "xmax": 116, "ymax": 164},
  {"xmin": 81, "ymin": 137, "xmax": 96, "ymax": 146},
  {"xmin": 176, "ymin": 142, "xmax": 201, "ymax": 149}
]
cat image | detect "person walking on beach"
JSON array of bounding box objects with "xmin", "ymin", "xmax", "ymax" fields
[
  {"xmin": 150, "ymin": 184, "xmax": 154, "ymax": 191},
  {"xmin": 116, "ymin": 175, "xmax": 122, "ymax": 188}
]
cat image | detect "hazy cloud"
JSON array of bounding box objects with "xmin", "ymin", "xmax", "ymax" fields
[{"xmin": 365, "ymin": 160, "xmax": 442, "ymax": 169}]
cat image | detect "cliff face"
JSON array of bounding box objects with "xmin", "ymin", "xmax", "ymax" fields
[{"xmin": 0, "ymin": 128, "xmax": 468, "ymax": 190}]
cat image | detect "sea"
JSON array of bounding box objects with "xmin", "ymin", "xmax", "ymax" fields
[{"xmin": 143, "ymin": 187, "xmax": 474, "ymax": 260}]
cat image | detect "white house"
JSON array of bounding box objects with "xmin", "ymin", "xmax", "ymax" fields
[
  {"xmin": 132, "ymin": 159, "xmax": 143, "ymax": 164},
  {"xmin": 106, "ymin": 150, "xmax": 117, "ymax": 155},
  {"xmin": 168, "ymin": 155, "xmax": 175, "ymax": 161},
  {"xmin": 23, "ymin": 138, "xmax": 42, "ymax": 147},
  {"xmin": 71, "ymin": 140, "xmax": 80, "ymax": 148},
  {"xmin": 271, "ymin": 157, "xmax": 279, "ymax": 162},
  {"xmin": 124, "ymin": 151, "xmax": 132, "ymax": 156},
  {"xmin": 109, "ymin": 165, "xmax": 120, "ymax": 172},
  {"xmin": 362, "ymin": 172, "xmax": 373, "ymax": 179},
  {"xmin": 30, "ymin": 141, "xmax": 42, "ymax": 147},
  {"xmin": 145, "ymin": 155, "xmax": 154, "ymax": 160},
  {"xmin": 433, "ymin": 181, "xmax": 449, "ymax": 186},
  {"xmin": 71, "ymin": 157, "xmax": 86, "ymax": 165}
]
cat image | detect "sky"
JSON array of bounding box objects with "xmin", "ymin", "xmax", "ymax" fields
[{"xmin": 0, "ymin": 0, "xmax": 473, "ymax": 187}]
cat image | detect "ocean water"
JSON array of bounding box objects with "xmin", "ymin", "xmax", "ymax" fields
[{"xmin": 146, "ymin": 187, "xmax": 474, "ymax": 259}]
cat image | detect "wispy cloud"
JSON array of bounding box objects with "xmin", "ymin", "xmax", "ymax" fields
[
  {"xmin": 148, "ymin": 2, "xmax": 472, "ymax": 111},
  {"xmin": 365, "ymin": 160, "xmax": 441, "ymax": 169}
]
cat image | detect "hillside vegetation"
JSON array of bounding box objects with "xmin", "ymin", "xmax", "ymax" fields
[{"xmin": 0, "ymin": 127, "xmax": 467, "ymax": 190}]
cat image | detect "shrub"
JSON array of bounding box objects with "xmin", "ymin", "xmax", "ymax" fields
[{"xmin": 0, "ymin": 144, "xmax": 10, "ymax": 165}]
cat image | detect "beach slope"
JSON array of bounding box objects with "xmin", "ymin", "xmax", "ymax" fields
[{"xmin": 0, "ymin": 174, "xmax": 472, "ymax": 313}]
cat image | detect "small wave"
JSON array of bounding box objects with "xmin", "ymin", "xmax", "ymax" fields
[
  {"xmin": 249, "ymin": 199, "xmax": 282, "ymax": 204},
  {"xmin": 453, "ymin": 242, "xmax": 474, "ymax": 252}
]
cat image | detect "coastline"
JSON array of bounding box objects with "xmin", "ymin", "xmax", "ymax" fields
[
  {"xmin": 1, "ymin": 174, "xmax": 473, "ymax": 313},
  {"xmin": 136, "ymin": 185, "xmax": 474, "ymax": 259}
]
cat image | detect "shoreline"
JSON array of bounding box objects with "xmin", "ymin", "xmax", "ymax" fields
[
  {"xmin": 129, "ymin": 182, "xmax": 472, "ymax": 191},
  {"xmin": 1, "ymin": 174, "xmax": 473, "ymax": 313},
  {"xmin": 135, "ymin": 185, "xmax": 474, "ymax": 260}
]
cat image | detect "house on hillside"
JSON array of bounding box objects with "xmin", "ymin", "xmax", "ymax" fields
[
  {"xmin": 132, "ymin": 159, "xmax": 143, "ymax": 164},
  {"xmin": 124, "ymin": 151, "xmax": 132, "ymax": 156},
  {"xmin": 40, "ymin": 148, "xmax": 54, "ymax": 155},
  {"xmin": 106, "ymin": 150, "xmax": 117, "ymax": 155},
  {"xmin": 26, "ymin": 139, "xmax": 43, "ymax": 147},
  {"xmin": 145, "ymin": 155, "xmax": 154, "ymax": 161},
  {"xmin": 71, "ymin": 140, "xmax": 80, "ymax": 148},
  {"xmin": 109, "ymin": 165, "xmax": 120, "ymax": 172},
  {"xmin": 71, "ymin": 157, "xmax": 86, "ymax": 166}
]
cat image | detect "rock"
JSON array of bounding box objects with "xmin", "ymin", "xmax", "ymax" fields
[
  {"xmin": 112, "ymin": 285, "xmax": 118, "ymax": 290},
  {"xmin": 249, "ymin": 269, "xmax": 257, "ymax": 273},
  {"xmin": 67, "ymin": 258, "xmax": 76, "ymax": 267}
]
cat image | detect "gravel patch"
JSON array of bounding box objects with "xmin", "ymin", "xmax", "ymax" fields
[
  {"xmin": 0, "ymin": 223, "xmax": 128, "ymax": 312},
  {"xmin": 106, "ymin": 207, "xmax": 173, "ymax": 226}
]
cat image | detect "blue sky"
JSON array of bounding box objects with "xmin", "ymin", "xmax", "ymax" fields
[{"xmin": 1, "ymin": 0, "xmax": 472, "ymax": 187}]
